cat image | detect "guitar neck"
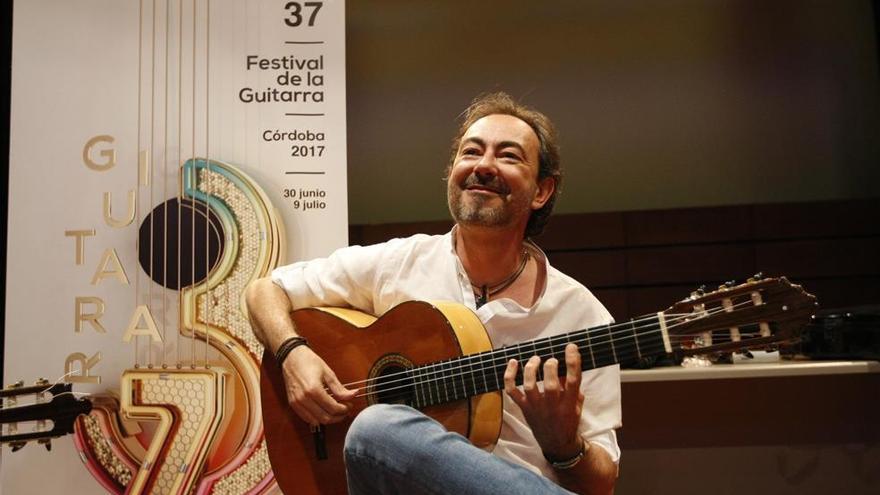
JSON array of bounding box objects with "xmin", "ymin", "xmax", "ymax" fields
[{"xmin": 406, "ymin": 313, "xmax": 671, "ymax": 409}]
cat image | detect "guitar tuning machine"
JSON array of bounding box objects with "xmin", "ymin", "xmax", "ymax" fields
[
  {"xmin": 718, "ymin": 280, "xmax": 736, "ymax": 290},
  {"xmin": 689, "ymin": 285, "xmax": 707, "ymax": 300},
  {"xmin": 35, "ymin": 378, "xmax": 49, "ymax": 386},
  {"xmin": 7, "ymin": 380, "xmax": 24, "ymax": 390},
  {"xmin": 747, "ymin": 272, "xmax": 764, "ymax": 283},
  {"xmin": 10, "ymin": 441, "xmax": 27, "ymax": 453},
  {"xmin": 38, "ymin": 438, "xmax": 52, "ymax": 451}
]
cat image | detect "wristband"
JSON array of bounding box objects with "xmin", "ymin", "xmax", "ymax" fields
[
  {"xmin": 545, "ymin": 439, "xmax": 588, "ymax": 470},
  {"xmin": 275, "ymin": 336, "xmax": 309, "ymax": 369}
]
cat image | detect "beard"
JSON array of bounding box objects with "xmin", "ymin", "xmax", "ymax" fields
[{"xmin": 447, "ymin": 174, "xmax": 534, "ymax": 229}]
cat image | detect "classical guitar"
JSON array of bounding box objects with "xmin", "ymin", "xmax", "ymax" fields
[{"xmin": 260, "ymin": 276, "xmax": 816, "ymax": 495}]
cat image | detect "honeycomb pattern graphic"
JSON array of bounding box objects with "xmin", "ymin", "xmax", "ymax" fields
[
  {"xmin": 141, "ymin": 375, "xmax": 210, "ymax": 493},
  {"xmin": 211, "ymin": 443, "xmax": 273, "ymax": 494},
  {"xmin": 196, "ymin": 167, "xmax": 266, "ymax": 359},
  {"xmin": 192, "ymin": 166, "xmax": 274, "ymax": 492},
  {"xmin": 82, "ymin": 414, "xmax": 133, "ymax": 486}
]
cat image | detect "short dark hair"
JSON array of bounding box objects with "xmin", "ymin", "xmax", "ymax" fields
[{"xmin": 448, "ymin": 92, "xmax": 562, "ymax": 237}]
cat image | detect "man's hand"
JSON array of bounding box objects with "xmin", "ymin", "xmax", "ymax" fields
[
  {"xmin": 280, "ymin": 345, "xmax": 357, "ymax": 426},
  {"xmin": 503, "ymin": 343, "xmax": 584, "ymax": 460}
]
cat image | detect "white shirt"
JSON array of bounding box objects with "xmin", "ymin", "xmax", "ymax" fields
[{"xmin": 271, "ymin": 231, "xmax": 622, "ymax": 480}]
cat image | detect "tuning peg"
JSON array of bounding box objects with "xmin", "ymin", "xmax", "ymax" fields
[
  {"xmin": 689, "ymin": 285, "xmax": 706, "ymax": 300},
  {"xmin": 7, "ymin": 380, "xmax": 24, "ymax": 390},
  {"xmin": 35, "ymin": 378, "xmax": 49, "ymax": 386},
  {"xmin": 747, "ymin": 272, "xmax": 764, "ymax": 283},
  {"xmin": 38, "ymin": 438, "xmax": 52, "ymax": 451},
  {"xmin": 10, "ymin": 441, "xmax": 27, "ymax": 452},
  {"xmin": 718, "ymin": 280, "xmax": 736, "ymax": 290}
]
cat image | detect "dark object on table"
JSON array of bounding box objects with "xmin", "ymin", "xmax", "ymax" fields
[{"xmin": 781, "ymin": 306, "xmax": 880, "ymax": 360}]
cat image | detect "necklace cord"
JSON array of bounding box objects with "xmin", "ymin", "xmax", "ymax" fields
[{"xmin": 473, "ymin": 249, "xmax": 530, "ymax": 307}]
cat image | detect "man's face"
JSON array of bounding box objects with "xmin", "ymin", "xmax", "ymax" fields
[{"xmin": 447, "ymin": 114, "xmax": 551, "ymax": 231}]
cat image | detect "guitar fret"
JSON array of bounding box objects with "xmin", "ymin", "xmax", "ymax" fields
[
  {"xmin": 550, "ymin": 337, "xmax": 561, "ymax": 377},
  {"xmin": 420, "ymin": 366, "xmax": 430, "ymax": 407},
  {"xmin": 458, "ymin": 355, "xmax": 468, "ymax": 400},
  {"xmin": 532, "ymin": 339, "xmax": 544, "ymax": 382},
  {"xmin": 606, "ymin": 324, "xmax": 618, "ymax": 363},
  {"xmin": 477, "ymin": 352, "xmax": 489, "ymax": 394},
  {"xmin": 584, "ymin": 329, "xmax": 596, "ymax": 369},
  {"xmin": 462, "ymin": 355, "xmax": 472, "ymax": 397},
  {"xmin": 496, "ymin": 346, "xmax": 512, "ymax": 392},
  {"xmin": 428, "ymin": 364, "xmax": 440, "ymax": 404},
  {"xmin": 630, "ymin": 319, "xmax": 642, "ymax": 360},
  {"xmin": 492, "ymin": 350, "xmax": 502, "ymax": 392},
  {"xmin": 411, "ymin": 367, "xmax": 422, "ymax": 409},
  {"xmin": 441, "ymin": 360, "xmax": 450, "ymax": 403},
  {"xmin": 421, "ymin": 366, "xmax": 432, "ymax": 407}
]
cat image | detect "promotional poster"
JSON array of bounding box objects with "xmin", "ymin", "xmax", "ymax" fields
[{"xmin": 4, "ymin": 1, "xmax": 346, "ymax": 493}]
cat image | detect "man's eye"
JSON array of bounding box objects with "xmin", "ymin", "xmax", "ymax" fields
[{"xmin": 461, "ymin": 148, "xmax": 480, "ymax": 156}]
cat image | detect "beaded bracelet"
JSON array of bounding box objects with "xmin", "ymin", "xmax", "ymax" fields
[{"xmin": 275, "ymin": 336, "xmax": 309, "ymax": 369}]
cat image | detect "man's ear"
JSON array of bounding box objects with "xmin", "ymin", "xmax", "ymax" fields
[{"xmin": 531, "ymin": 176, "xmax": 556, "ymax": 210}]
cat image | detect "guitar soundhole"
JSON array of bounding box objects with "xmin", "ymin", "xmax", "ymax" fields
[
  {"xmin": 374, "ymin": 365, "xmax": 415, "ymax": 406},
  {"xmin": 138, "ymin": 198, "xmax": 225, "ymax": 290},
  {"xmin": 368, "ymin": 354, "xmax": 416, "ymax": 407}
]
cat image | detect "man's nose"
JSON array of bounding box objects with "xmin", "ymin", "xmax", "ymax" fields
[{"xmin": 473, "ymin": 152, "xmax": 498, "ymax": 177}]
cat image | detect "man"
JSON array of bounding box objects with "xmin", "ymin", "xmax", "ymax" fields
[{"xmin": 246, "ymin": 92, "xmax": 621, "ymax": 494}]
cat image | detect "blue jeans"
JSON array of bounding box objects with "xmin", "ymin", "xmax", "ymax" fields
[{"xmin": 343, "ymin": 404, "xmax": 575, "ymax": 495}]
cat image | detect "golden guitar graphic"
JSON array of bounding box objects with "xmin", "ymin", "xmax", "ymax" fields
[
  {"xmin": 1, "ymin": 158, "xmax": 285, "ymax": 494},
  {"xmin": 73, "ymin": 158, "xmax": 285, "ymax": 494},
  {"xmin": 260, "ymin": 277, "xmax": 817, "ymax": 495}
]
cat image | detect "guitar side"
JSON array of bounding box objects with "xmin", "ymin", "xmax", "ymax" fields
[{"xmin": 260, "ymin": 300, "xmax": 502, "ymax": 495}]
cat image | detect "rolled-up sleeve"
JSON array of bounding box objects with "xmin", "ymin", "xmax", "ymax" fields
[{"xmin": 270, "ymin": 241, "xmax": 399, "ymax": 314}]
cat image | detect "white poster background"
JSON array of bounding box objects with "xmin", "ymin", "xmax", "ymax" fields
[{"xmin": 3, "ymin": 0, "xmax": 346, "ymax": 493}]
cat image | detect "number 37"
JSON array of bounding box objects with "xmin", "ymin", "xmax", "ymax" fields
[{"xmin": 285, "ymin": 1, "xmax": 323, "ymax": 27}]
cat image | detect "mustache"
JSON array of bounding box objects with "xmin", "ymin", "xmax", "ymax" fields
[{"xmin": 462, "ymin": 174, "xmax": 510, "ymax": 195}]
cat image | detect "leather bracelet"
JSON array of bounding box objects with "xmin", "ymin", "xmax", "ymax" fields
[
  {"xmin": 545, "ymin": 439, "xmax": 588, "ymax": 470},
  {"xmin": 275, "ymin": 336, "xmax": 309, "ymax": 369}
]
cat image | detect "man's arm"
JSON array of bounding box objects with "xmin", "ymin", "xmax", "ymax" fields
[
  {"xmin": 503, "ymin": 343, "xmax": 617, "ymax": 495},
  {"xmin": 553, "ymin": 441, "xmax": 617, "ymax": 495},
  {"xmin": 245, "ymin": 277, "xmax": 356, "ymax": 425}
]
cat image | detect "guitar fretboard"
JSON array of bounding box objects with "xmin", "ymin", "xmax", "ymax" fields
[{"xmin": 389, "ymin": 314, "xmax": 669, "ymax": 409}]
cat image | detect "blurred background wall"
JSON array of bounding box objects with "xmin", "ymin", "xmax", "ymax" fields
[{"xmin": 344, "ymin": 0, "xmax": 879, "ymax": 225}]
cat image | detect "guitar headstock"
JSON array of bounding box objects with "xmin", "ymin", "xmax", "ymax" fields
[
  {"xmin": 1, "ymin": 379, "xmax": 92, "ymax": 452},
  {"xmin": 663, "ymin": 275, "xmax": 818, "ymax": 358}
]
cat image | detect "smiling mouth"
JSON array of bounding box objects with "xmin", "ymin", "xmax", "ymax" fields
[{"xmin": 466, "ymin": 185, "xmax": 502, "ymax": 194}]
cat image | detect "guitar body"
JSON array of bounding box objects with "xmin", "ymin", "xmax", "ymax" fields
[{"xmin": 260, "ymin": 300, "xmax": 503, "ymax": 495}]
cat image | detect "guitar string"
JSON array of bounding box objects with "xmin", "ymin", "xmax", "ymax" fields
[
  {"xmin": 347, "ymin": 302, "xmax": 749, "ymax": 398},
  {"xmin": 162, "ymin": 0, "xmax": 170, "ymax": 369},
  {"xmin": 343, "ymin": 299, "xmax": 764, "ymax": 397},
  {"xmin": 176, "ymin": 0, "xmax": 183, "ymax": 368},
  {"xmin": 204, "ymin": 0, "xmax": 212, "ymax": 369},
  {"xmin": 148, "ymin": 0, "xmax": 157, "ymax": 368},
  {"xmin": 336, "ymin": 308, "xmax": 679, "ymax": 392},
  {"xmin": 366, "ymin": 327, "xmax": 778, "ymax": 405},
  {"xmin": 190, "ymin": 0, "xmax": 197, "ymax": 368},
  {"xmin": 378, "ymin": 300, "xmax": 778, "ymax": 402},
  {"xmin": 6, "ymin": 373, "xmax": 93, "ymax": 419},
  {"xmin": 355, "ymin": 321, "xmax": 779, "ymax": 405},
  {"xmin": 349, "ymin": 302, "xmax": 780, "ymax": 403},
  {"xmin": 10, "ymin": 371, "xmax": 97, "ymax": 411},
  {"xmin": 134, "ymin": 0, "xmax": 144, "ymax": 369},
  {"xmin": 342, "ymin": 298, "xmax": 756, "ymax": 392}
]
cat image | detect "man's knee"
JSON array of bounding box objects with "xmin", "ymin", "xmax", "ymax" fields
[{"xmin": 345, "ymin": 404, "xmax": 419, "ymax": 455}]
